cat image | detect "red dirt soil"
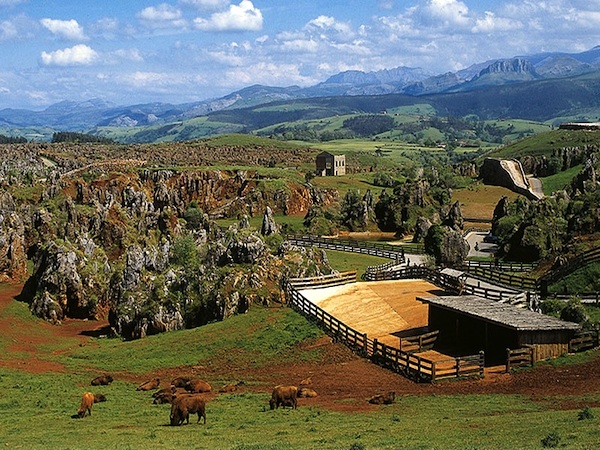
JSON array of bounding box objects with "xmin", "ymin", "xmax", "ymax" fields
[{"xmin": 1, "ymin": 284, "xmax": 599, "ymax": 413}]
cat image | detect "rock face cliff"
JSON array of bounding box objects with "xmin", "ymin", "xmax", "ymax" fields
[{"xmin": 1, "ymin": 143, "xmax": 337, "ymax": 338}]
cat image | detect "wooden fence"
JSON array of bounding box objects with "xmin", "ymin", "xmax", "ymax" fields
[
  {"xmin": 461, "ymin": 260, "xmax": 538, "ymax": 273},
  {"xmin": 400, "ymin": 330, "xmax": 439, "ymax": 353},
  {"xmin": 286, "ymin": 235, "xmax": 405, "ymax": 263},
  {"xmin": 506, "ymin": 347, "xmax": 534, "ymax": 372},
  {"xmin": 362, "ymin": 265, "xmax": 525, "ymax": 305},
  {"xmin": 569, "ymin": 330, "xmax": 600, "ymax": 353},
  {"xmin": 286, "ymin": 277, "xmax": 484, "ymax": 383},
  {"xmin": 464, "ymin": 267, "xmax": 538, "ymax": 291},
  {"xmin": 288, "ymin": 271, "xmax": 357, "ymax": 290}
]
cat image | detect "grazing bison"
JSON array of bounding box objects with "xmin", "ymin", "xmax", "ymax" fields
[
  {"xmin": 93, "ymin": 393, "xmax": 107, "ymax": 403},
  {"xmin": 171, "ymin": 376, "xmax": 191, "ymax": 388},
  {"xmin": 170, "ymin": 394, "xmax": 206, "ymax": 426},
  {"xmin": 91, "ymin": 374, "xmax": 113, "ymax": 386},
  {"xmin": 185, "ymin": 378, "xmax": 211, "ymax": 394},
  {"xmin": 77, "ymin": 392, "xmax": 95, "ymax": 418},
  {"xmin": 137, "ymin": 378, "xmax": 160, "ymax": 391},
  {"xmin": 368, "ymin": 391, "xmax": 395, "ymax": 405},
  {"xmin": 269, "ymin": 385, "xmax": 298, "ymax": 410},
  {"xmin": 297, "ymin": 387, "xmax": 318, "ymax": 398}
]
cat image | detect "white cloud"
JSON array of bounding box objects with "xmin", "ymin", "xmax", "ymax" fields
[
  {"xmin": 137, "ymin": 3, "xmax": 187, "ymax": 29},
  {"xmin": 280, "ymin": 38, "xmax": 319, "ymax": 53},
  {"xmin": 194, "ymin": 0, "xmax": 263, "ymax": 32},
  {"xmin": 472, "ymin": 12, "xmax": 523, "ymax": 33},
  {"xmin": 0, "ymin": 20, "xmax": 17, "ymax": 41},
  {"xmin": 40, "ymin": 18, "xmax": 87, "ymax": 41},
  {"xmin": 40, "ymin": 44, "xmax": 99, "ymax": 66},
  {"xmin": 0, "ymin": 0, "xmax": 27, "ymax": 5},
  {"xmin": 424, "ymin": 0, "xmax": 470, "ymax": 27}
]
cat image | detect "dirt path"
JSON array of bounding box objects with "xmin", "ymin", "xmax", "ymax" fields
[{"xmin": 1, "ymin": 283, "xmax": 599, "ymax": 413}]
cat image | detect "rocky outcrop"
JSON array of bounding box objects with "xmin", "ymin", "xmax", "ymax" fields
[
  {"xmin": 479, "ymin": 158, "xmax": 542, "ymax": 201},
  {"xmin": 260, "ymin": 206, "xmax": 279, "ymax": 236},
  {"xmin": 0, "ymin": 191, "xmax": 28, "ymax": 282}
]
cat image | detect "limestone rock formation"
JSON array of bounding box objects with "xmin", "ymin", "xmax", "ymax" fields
[{"xmin": 260, "ymin": 206, "xmax": 279, "ymax": 236}]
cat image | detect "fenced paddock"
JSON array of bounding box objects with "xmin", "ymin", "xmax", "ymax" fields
[{"xmin": 286, "ymin": 276, "xmax": 485, "ymax": 382}]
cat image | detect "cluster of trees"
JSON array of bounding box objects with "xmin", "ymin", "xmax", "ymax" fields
[
  {"xmin": 0, "ymin": 134, "xmax": 27, "ymax": 144},
  {"xmin": 51, "ymin": 132, "xmax": 115, "ymax": 144}
]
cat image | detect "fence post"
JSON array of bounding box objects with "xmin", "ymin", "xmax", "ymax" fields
[
  {"xmin": 506, "ymin": 348, "xmax": 511, "ymax": 373},
  {"xmin": 479, "ymin": 351, "xmax": 485, "ymax": 378},
  {"xmin": 363, "ymin": 332, "xmax": 368, "ymax": 356},
  {"xmin": 373, "ymin": 338, "xmax": 379, "ymax": 360}
]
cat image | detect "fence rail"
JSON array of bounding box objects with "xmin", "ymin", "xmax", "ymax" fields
[
  {"xmin": 506, "ymin": 347, "xmax": 534, "ymax": 372},
  {"xmin": 462, "ymin": 260, "xmax": 538, "ymax": 272},
  {"xmin": 464, "ymin": 267, "xmax": 538, "ymax": 291},
  {"xmin": 288, "ymin": 271, "xmax": 357, "ymax": 290},
  {"xmin": 286, "ymin": 235, "xmax": 405, "ymax": 263},
  {"xmin": 286, "ymin": 276, "xmax": 484, "ymax": 383},
  {"xmin": 569, "ymin": 331, "xmax": 599, "ymax": 352},
  {"xmin": 400, "ymin": 330, "xmax": 439, "ymax": 353}
]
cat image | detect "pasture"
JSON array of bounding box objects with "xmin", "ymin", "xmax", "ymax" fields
[{"xmin": 0, "ymin": 283, "xmax": 599, "ymax": 449}]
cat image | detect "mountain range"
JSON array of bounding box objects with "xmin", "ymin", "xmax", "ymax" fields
[{"xmin": 2, "ymin": 46, "xmax": 600, "ymax": 140}]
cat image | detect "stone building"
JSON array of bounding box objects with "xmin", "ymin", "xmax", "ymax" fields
[{"xmin": 316, "ymin": 151, "xmax": 346, "ymax": 176}]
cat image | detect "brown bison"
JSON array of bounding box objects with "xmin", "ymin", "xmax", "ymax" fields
[
  {"xmin": 77, "ymin": 392, "xmax": 95, "ymax": 418},
  {"xmin": 93, "ymin": 393, "xmax": 107, "ymax": 403},
  {"xmin": 185, "ymin": 378, "xmax": 211, "ymax": 394},
  {"xmin": 170, "ymin": 376, "xmax": 191, "ymax": 388},
  {"xmin": 91, "ymin": 374, "xmax": 113, "ymax": 386},
  {"xmin": 153, "ymin": 392, "xmax": 176, "ymax": 404},
  {"xmin": 218, "ymin": 381, "xmax": 245, "ymax": 393},
  {"xmin": 299, "ymin": 377, "xmax": 312, "ymax": 386},
  {"xmin": 269, "ymin": 385, "xmax": 298, "ymax": 410},
  {"xmin": 170, "ymin": 394, "xmax": 206, "ymax": 426},
  {"xmin": 368, "ymin": 391, "xmax": 395, "ymax": 405},
  {"xmin": 297, "ymin": 387, "xmax": 318, "ymax": 398},
  {"xmin": 137, "ymin": 378, "xmax": 160, "ymax": 391}
]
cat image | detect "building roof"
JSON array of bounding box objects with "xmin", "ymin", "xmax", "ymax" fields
[{"xmin": 418, "ymin": 295, "xmax": 580, "ymax": 332}]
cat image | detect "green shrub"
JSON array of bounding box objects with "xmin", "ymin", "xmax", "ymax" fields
[
  {"xmin": 578, "ymin": 406, "xmax": 594, "ymax": 421},
  {"xmin": 560, "ymin": 298, "xmax": 588, "ymax": 324},
  {"xmin": 540, "ymin": 299, "xmax": 565, "ymax": 316},
  {"xmin": 541, "ymin": 431, "xmax": 560, "ymax": 448}
]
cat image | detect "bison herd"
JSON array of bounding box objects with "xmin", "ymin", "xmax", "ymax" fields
[{"xmin": 75, "ymin": 373, "xmax": 394, "ymax": 425}]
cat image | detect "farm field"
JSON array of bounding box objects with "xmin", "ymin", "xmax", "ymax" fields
[
  {"xmin": 0, "ymin": 283, "xmax": 599, "ymax": 449},
  {"xmin": 452, "ymin": 183, "xmax": 521, "ymax": 221}
]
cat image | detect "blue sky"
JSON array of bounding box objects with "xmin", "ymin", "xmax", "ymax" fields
[{"xmin": 0, "ymin": 0, "xmax": 599, "ymax": 109}]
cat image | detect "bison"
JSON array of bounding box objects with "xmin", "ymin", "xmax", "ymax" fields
[
  {"xmin": 269, "ymin": 385, "xmax": 298, "ymax": 410},
  {"xmin": 170, "ymin": 394, "xmax": 206, "ymax": 426},
  {"xmin": 185, "ymin": 378, "xmax": 211, "ymax": 394},
  {"xmin": 77, "ymin": 392, "xmax": 95, "ymax": 418},
  {"xmin": 93, "ymin": 393, "xmax": 107, "ymax": 403},
  {"xmin": 297, "ymin": 387, "xmax": 318, "ymax": 398},
  {"xmin": 153, "ymin": 392, "xmax": 176, "ymax": 404},
  {"xmin": 137, "ymin": 378, "xmax": 160, "ymax": 391},
  {"xmin": 91, "ymin": 374, "xmax": 113, "ymax": 386},
  {"xmin": 170, "ymin": 376, "xmax": 191, "ymax": 388},
  {"xmin": 368, "ymin": 391, "xmax": 395, "ymax": 405},
  {"xmin": 218, "ymin": 381, "xmax": 245, "ymax": 393}
]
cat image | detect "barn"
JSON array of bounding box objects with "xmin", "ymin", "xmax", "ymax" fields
[{"xmin": 418, "ymin": 295, "xmax": 581, "ymax": 366}]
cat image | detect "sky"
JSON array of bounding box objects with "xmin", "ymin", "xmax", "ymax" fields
[{"xmin": 0, "ymin": 0, "xmax": 599, "ymax": 110}]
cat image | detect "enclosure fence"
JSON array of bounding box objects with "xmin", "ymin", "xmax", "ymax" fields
[{"xmin": 286, "ymin": 275, "xmax": 485, "ymax": 383}]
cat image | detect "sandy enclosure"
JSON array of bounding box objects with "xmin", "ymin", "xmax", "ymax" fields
[{"xmin": 300, "ymin": 279, "xmax": 442, "ymax": 347}]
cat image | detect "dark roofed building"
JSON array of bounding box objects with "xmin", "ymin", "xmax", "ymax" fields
[{"xmin": 418, "ymin": 295, "xmax": 580, "ymax": 365}]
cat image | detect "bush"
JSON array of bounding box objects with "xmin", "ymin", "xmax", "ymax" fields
[
  {"xmin": 578, "ymin": 406, "xmax": 594, "ymax": 420},
  {"xmin": 540, "ymin": 299, "xmax": 565, "ymax": 316},
  {"xmin": 560, "ymin": 298, "xmax": 588, "ymax": 324},
  {"xmin": 541, "ymin": 431, "xmax": 560, "ymax": 448}
]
